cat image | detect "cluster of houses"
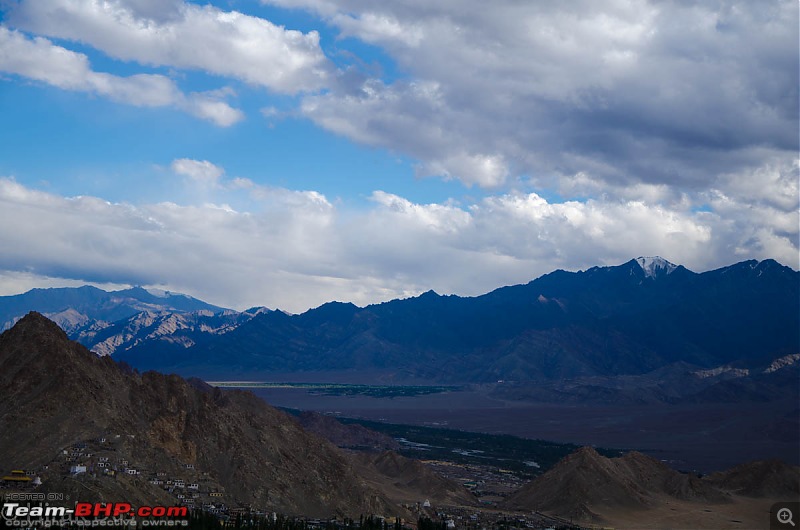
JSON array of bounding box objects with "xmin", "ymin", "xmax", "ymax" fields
[
  {"xmin": 56, "ymin": 434, "xmax": 231, "ymax": 515},
  {"xmin": 420, "ymin": 459, "xmax": 528, "ymax": 505},
  {"xmin": 144, "ymin": 470, "xmax": 229, "ymax": 515},
  {"xmin": 4, "ymin": 433, "xmax": 290, "ymax": 521}
]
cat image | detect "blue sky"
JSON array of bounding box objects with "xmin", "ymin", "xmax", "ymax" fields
[{"xmin": 0, "ymin": 0, "xmax": 797, "ymax": 312}]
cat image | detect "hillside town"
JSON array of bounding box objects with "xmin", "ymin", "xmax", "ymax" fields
[{"xmin": 1, "ymin": 433, "xmax": 583, "ymax": 530}]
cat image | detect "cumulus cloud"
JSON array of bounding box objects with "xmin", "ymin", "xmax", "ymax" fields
[
  {"xmin": 0, "ymin": 177, "xmax": 795, "ymax": 312},
  {"xmin": 274, "ymin": 0, "xmax": 798, "ymax": 192},
  {"xmin": 7, "ymin": 0, "xmax": 332, "ymax": 94},
  {"xmin": 0, "ymin": 26, "xmax": 243, "ymax": 126},
  {"xmin": 186, "ymin": 92, "xmax": 245, "ymax": 127}
]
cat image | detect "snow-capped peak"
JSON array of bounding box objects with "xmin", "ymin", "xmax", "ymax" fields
[{"xmin": 635, "ymin": 256, "xmax": 677, "ymax": 278}]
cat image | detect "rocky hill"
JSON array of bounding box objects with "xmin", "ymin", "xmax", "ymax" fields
[
  {"xmin": 0, "ymin": 312, "xmax": 393, "ymax": 517},
  {"xmin": 502, "ymin": 447, "xmax": 800, "ymax": 523},
  {"xmin": 705, "ymin": 459, "xmax": 800, "ymax": 498},
  {"xmin": 502, "ymin": 447, "xmax": 728, "ymax": 521}
]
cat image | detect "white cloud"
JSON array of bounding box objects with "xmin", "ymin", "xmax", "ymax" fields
[
  {"xmin": 420, "ymin": 153, "xmax": 508, "ymax": 188},
  {"xmin": 369, "ymin": 191, "xmax": 470, "ymax": 234},
  {"xmin": 7, "ymin": 0, "xmax": 332, "ymax": 94},
  {"xmin": 332, "ymin": 12, "xmax": 424, "ymax": 48},
  {"xmin": 0, "ymin": 177, "xmax": 795, "ymax": 313},
  {"xmin": 0, "ymin": 26, "xmax": 243, "ymax": 126},
  {"xmin": 186, "ymin": 93, "xmax": 245, "ymax": 127},
  {"xmin": 171, "ymin": 159, "xmax": 225, "ymax": 186},
  {"xmin": 711, "ymin": 156, "xmax": 800, "ymax": 213}
]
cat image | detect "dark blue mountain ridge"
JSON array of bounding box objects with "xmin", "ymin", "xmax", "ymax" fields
[{"xmin": 116, "ymin": 257, "xmax": 799, "ymax": 383}]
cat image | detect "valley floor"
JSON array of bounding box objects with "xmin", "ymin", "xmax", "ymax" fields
[{"xmin": 248, "ymin": 385, "xmax": 799, "ymax": 473}]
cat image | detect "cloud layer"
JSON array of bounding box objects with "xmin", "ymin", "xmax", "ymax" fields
[
  {"xmin": 281, "ymin": 0, "xmax": 799, "ymax": 191},
  {"xmin": 3, "ymin": 0, "xmax": 796, "ymax": 187},
  {"xmin": 0, "ymin": 171, "xmax": 795, "ymax": 312}
]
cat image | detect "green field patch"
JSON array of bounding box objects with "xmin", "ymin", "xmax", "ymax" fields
[
  {"xmin": 281, "ymin": 409, "xmax": 624, "ymax": 478},
  {"xmin": 336, "ymin": 418, "xmax": 617, "ymax": 476},
  {"xmin": 207, "ymin": 381, "xmax": 461, "ymax": 398}
]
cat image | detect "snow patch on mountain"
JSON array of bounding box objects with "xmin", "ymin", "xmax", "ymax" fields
[
  {"xmin": 635, "ymin": 256, "xmax": 678, "ymax": 278},
  {"xmin": 243, "ymin": 306, "xmax": 273, "ymax": 317},
  {"xmin": 692, "ymin": 366, "xmax": 750, "ymax": 379},
  {"xmin": 763, "ymin": 353, "xmax": 800, "ymax": 374}
]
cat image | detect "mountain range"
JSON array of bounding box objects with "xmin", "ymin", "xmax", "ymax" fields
[
  {"xmin": 1, "ymin": 257, "xmax": 796, "ymax": 388},
  {"xmin": 0, "ymin": 285, "xmax": 224, "ymax": 331},
  {"xmin": 0, "ymin": 285, "xmax": 270, "ymax": 358},
  {"xmin": 114, "ymin": 257, "xmax": 798, "ymax": 383}
]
